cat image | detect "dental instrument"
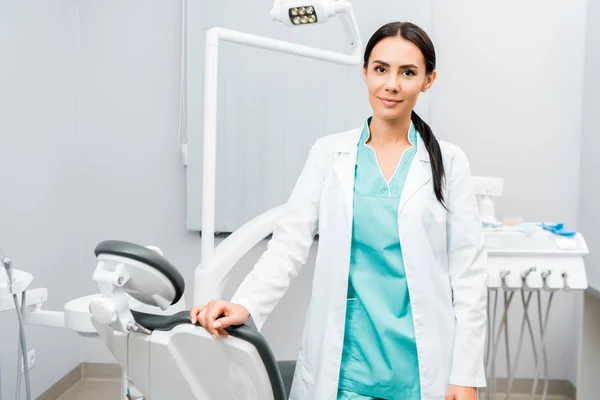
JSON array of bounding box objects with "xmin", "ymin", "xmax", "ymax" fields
[
  {"xmin": 1, "ymin": 255, "xmax": 32, "ymax": 400},
  {"xmin": 482, "ymin": 222, "xmax": 588, "ymax": 400},
  {"xmin": 540, "ymin": 223, "xmax": 577, "ymax": 238},
  {"xmin": 472, "ymin": 178, "xmax": 589, "ymax": 400}
]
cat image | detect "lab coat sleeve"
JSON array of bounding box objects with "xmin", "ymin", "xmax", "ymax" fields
[
  {"xmin": 446, "ymin": 148, "xmax": 488, "ymax": 388},
  {"xmin": 230, "ymin": 139, "xmax": 326, "ymax": 332}
]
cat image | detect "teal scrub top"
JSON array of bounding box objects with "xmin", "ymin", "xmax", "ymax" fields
[{"xmin": 338, "ymin": 119, "xmax": 421, "ymax": 400}]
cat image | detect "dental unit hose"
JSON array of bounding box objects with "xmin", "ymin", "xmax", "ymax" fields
[
  {"xmin": 530, "ymin": 291, "xmax": 554, "ymax": 400},
  {"xmin": 488, "ymin": 273, "xmax": 515, "ymax": 400},
  {"xmin": 502, "ymin": 291, "xmax": 513, "ymax": 395},
  {"xmin": 505, "ymin": 290, "xmax": 537, "ymax": 399},
  {"xmin": 506, "ymin": 268, "xmax": 540, "ymax": 399},
  {"xmin": 2, "ymin": 256, "xmax": 31, "ymax": 400},
  {"xmin": 15, "ymin": 290, "xmax": 27, "ymax": 400}
]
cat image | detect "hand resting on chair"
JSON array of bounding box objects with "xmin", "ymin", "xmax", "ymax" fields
[{"xmin": 190, "ymin": 300, "xmax": 250, "ymax": 340}]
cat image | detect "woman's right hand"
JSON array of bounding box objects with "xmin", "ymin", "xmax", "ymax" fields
[{"xmin": 189, "ymin": 300, "xmax": 250, "ymax": 340}]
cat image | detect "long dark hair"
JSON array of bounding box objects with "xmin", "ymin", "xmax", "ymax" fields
[{"xmin": 364, "ymin": 22, "xmax": 446, "ymax": 207}]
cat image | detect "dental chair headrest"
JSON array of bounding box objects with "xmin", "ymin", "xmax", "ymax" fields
[{"xmin": 94, "ymin": 240, "xmax": 185, "ymax": 305}]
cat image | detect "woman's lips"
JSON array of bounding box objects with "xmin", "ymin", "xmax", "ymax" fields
[{"xmin": 378, "ymin": 97, "xmax": 403, "ymax": 107}]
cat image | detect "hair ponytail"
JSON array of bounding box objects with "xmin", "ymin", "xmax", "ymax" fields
[{"xmin": 411, "ymin": 111, "xmax": 446, "ymax": 207}]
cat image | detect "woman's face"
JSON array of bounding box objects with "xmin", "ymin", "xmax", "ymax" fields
[{"xmin": 363, "ymin": 36, "xmax": 436, "ymax": 121}]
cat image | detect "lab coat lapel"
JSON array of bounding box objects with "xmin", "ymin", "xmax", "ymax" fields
[
  {"xmin": 332, "ymin": 127, "xmax": 362, "ymax": 226},
  {"xmin": 399, "ymin": 133, "xmax": 432, "ymax": 214}
]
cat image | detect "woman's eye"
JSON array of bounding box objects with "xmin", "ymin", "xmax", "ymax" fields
[
  {"xmin": 375, "ymin": 66, "xmax": 386, "ymax": 73},
  {"xmin": 402, "ymin": 70, "xmax": 415, "ymax": 76}
]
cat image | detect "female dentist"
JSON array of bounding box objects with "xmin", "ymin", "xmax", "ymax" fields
[{"xmin": 190, "ymin": 21, "xmax": 487, "ymax": 400}]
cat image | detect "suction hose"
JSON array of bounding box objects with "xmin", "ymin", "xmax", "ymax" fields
[{"xmin": 2, "ymin": 257, "xmax": 31, "ymax": 400}]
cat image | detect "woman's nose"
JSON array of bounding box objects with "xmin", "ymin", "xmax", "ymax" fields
[{"xmin": 385, "ymin": 77, "xmax": 400, "ymax": 92}]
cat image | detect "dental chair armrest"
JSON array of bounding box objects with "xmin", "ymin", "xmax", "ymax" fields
[
  {"xmin": 130, "ymin": 309, "xmax": 257, "ymax": 332},
  {"xmin": 130, "ymin": 310, "xmax": 287, "ymax": 400},
  {"xmin": 130, "ymin": 310, "xmax": 192, "ymax": 331},
  {"xmin": 225, "ymin": 317, "xmax": 287, "ymax": 400}
]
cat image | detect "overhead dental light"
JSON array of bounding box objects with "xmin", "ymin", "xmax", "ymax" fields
[
  {"xmin": 271, "ymin": 1, "xmax": 331, "ymax": 26},
  {"xmin": 270, "ymin": 0, "xmax": 361, "ymax": 44},
  {"xmin": 271, "ymin": 0, "xmax": 324, "ymax": 26},
  {"xmin": 290, "ymin": 6, "xmax": 318, "ymax": 26}
]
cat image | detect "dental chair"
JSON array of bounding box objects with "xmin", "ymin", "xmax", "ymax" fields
[{"xmin": 87, "ymin": 239, "xmax": 295, "ymax": 400}]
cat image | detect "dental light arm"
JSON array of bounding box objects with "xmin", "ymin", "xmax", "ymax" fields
[
  {"xmin": 200, "ymin": 0, "xmax": 362, "ymax": 271},
  {"xmin": 336, "ymin": 2, "xmax": 362, "ymax": 47},
  {"xmin": 204, "ymin": 27, "xmax": 361, "ymax": 65}
]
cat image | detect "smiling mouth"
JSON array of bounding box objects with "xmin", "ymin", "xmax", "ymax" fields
[{"xmin": 378, "ymin": 97, "xmax": 403, "ymax": 106}]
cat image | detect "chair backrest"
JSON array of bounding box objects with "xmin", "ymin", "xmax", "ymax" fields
[{"xmin": 132, "ymin": 311, "xmax": 288, "ymax": 400}]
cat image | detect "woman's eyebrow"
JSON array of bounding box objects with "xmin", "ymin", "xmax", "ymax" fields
[{"xmin": 371, "ymin": 60, "xmax": 419, "ymax": 69}]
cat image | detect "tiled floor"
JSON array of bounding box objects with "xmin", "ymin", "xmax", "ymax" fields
[
  {"xmin": 56, "ymin": 379, "xmax": 122, "ymax": 400},
  {"xmin": 55, "ymin": 379, "xmax": 573, "ymax": 400}
]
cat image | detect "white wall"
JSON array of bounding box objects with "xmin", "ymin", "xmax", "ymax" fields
[
  {"xmin": 0, "ymin": 1, "xmax": 82, "ymax": 399},
  {"xmin": 430, "ymin": 0, "xmax": 588, "ymax": 384},
  {"xmin": 577, "ymin": 0, "xmax": 600, "ymax": 392},
  {"xmin": 431, "ymin": 0, "xmax": 587, "ymax": 226},
  {"xmin": 579, "ymin": 0, "xmax": 600, "ymax": 294},
  {"xmin": 77, "ymin": 0, "xmax": 201, "ymax": 362}
]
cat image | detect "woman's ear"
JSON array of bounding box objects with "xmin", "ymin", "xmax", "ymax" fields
[
  {"xmin": 421, "ymin": 70, "xmax": 437, "ymax": 92},
  {"xmin": 362, "ymin": 66, "xmax": 368, "ymax": 83}
]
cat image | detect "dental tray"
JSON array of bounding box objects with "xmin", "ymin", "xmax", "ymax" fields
[{"xmin": 484, "ymin": 225, "xmax": 589, "ymax": 256}]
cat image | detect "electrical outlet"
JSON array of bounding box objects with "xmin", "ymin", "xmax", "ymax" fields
[
  {"xmin": 20, "ymin": 349, "xmax": 35, "ymax": 374},
  {"xmin": 181, "ymin": 144, "xmax": 188, "ymax": 166}
]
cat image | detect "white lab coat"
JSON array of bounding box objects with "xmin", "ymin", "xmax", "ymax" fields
[{"xmin": 231, "ymin": 124, "xmax": 488, "ymax": 400}]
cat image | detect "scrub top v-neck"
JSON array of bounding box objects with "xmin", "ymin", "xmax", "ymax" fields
[{"xmin": 337, "ymin": 118, "xmax": 421, "ymax": 400}]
